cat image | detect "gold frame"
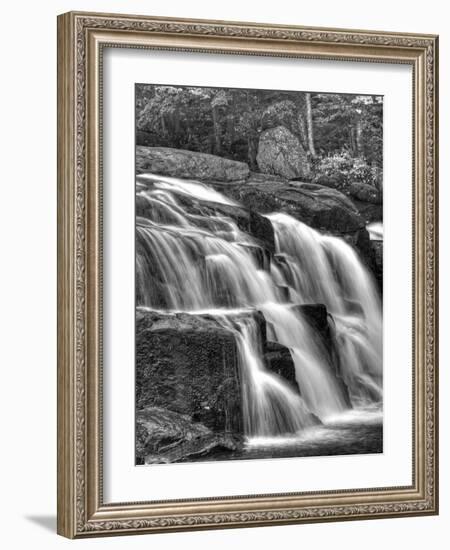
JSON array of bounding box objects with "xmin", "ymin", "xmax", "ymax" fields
[{"xmin": 57, "ymin": 11, "xmax": 439, "ymax": 538}]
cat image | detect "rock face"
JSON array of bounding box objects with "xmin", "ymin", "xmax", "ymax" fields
[
  {"xmin": 261, "ymin": 303, "xmax": 351, "ymax": 407},
  {"xmin": 371, "ymin": 241, "xmax": 383, "ymax": 288},
  {"xmin": 351, "ymin": 198, "xmax": 383, "ymax": 225},
  {"xmin": 209, "ymin": 178, "xmax": 380, "ymax": 274},
  {"xmin": 294, "ymin": 304, "xmax": 352, "ymax": 407},
  {"xmin": 312, "ymin": 172, "xmax": 343, "ymax": 189},
  {"xmin": 136, "ymin": 407, "xmax": 243, "ymax": 464},
  {"xmin": 191, "ymin": 200, "xmax": 275, "ymax": 255},
  {"xmin": 256, "ymin": 126, "xmax": 311, "ymax": 180},
  {"xmin": 263, "ymin": 341, "xmax": 298, "ymax": 391},
  {"xmin": 297, "ymin": 303, "xmax": 330, "ymax": 334},
  {"xmin": 136, "ymin": 309, "xmax": 242, "ymax": 433},
  {"xmin": 289, "ymin": 303, "xmax": 335, "ymax": 361},
  {"xmin": 346, "ymin": 225, "xmax": 377, "ymax": 282},
  {"xmin": 135, "ymin": 308, "xmax": 312, "ymax": 463},
  {"xmin": 348, "ymin": 181, "xmax": 382, "ymax": 204},
  {"xmin": 136, "ymin": 146, "xmax": 250, "ymax": 182},
  {"xmin": 217, "ymin": 180, "xmax": 364, "ymax": 235}
]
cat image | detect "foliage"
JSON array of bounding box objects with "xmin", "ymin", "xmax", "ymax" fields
[
  {"xmin": 313, "ymin": 151, "xmax": 382, "ymax": 190},
  {"xmin": 136, "ymin": 84, "xmax": 383, "ymax": 180},
  {"xmin": 311, "ymin": 94, "xmax": 383, "ymax": 166}
]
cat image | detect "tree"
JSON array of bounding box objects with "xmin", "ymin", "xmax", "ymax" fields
[
  {"xmin": 211, "ymin": 90, "xmax": 230, "ymax": 155},
  {"xmin": 135, "ymin": 85, "xmax": 383, "ymax": 174},
  {"xmin": 305, "ymin": 93, "xmax": 316, "ymax": 158},
  {"xmin": 311, "ymin": 93, "xmax": 383, "ymax": 166}
]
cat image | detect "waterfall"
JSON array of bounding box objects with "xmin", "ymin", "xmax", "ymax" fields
[
  {"xmin": 136, "ymin": 174, "xmax": 382, "ymax": 438},
  {"xmin": 260, "ymin": 303, "xmax": 349, "ymax": 418},
  {"xmin": 268, "ymin": 213, "xmax": 382, "ymax": 406},
  {"xmin": 217, "ymin": 315, "xmax": 316, "ymax": 436}
]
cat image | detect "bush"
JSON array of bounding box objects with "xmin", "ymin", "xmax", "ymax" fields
[{"xmin": 312, "ymin": 151, "xmax": 382, "ymax": 191}]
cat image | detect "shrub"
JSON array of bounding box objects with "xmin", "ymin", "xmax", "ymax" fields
[{"xmin": 312, "ymin": 150, "xmax": 382, "ymax": 190}]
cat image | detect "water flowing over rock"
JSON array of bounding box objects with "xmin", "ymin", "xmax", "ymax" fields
[
  {"xmin": 136, "ymin": 173, "xmax": 275, "ymax": 254},
  {"xmin": 135, "ymin": 172, "xmax": 383, "ymax": 461},
  {"xmin": 256, "ymin": 126, "xmax": 311, "ymax": 180},
  {"xmin": 136, "ymin": 146, "xmax": 250, "ymax": 182},
  {"xmin": 263, "ymin": 341, "xmax": 298, "ymax": 391},
  {"xmin": 210, "ymin": 178, "xmax": 379, "ymax": 276},
  {"xmin": 214, "ymin": 180, "xmax": 364, "ymax": 235}
]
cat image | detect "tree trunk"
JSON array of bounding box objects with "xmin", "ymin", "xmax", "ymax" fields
[
  {"xmin": 247, "ymin": 136, "xmax": 258, "ymax": 170},
  {"xmin": 297, "ymin": 112, "xmax": 308, "ymax": 151},
  {"xmin": 305, "ymin": 93, "xmax": 316, "ymax": 158},
  {"xmin": 355, "ymin": 114, "xmax": 363, "ymax": 157},
  {"xmin": 211, "ymin": 106, "xmax": 222, "ymax": 155},
  {"xmin": 349, "ymin": 128, "xmax": 356, "ymax": 157}
]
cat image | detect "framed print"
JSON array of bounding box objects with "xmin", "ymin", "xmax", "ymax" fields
[{"xmin": 57, "ymin": 11, "xmax": 439, "ymax": 538}]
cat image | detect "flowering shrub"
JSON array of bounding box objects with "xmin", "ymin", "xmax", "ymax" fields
[{"xmin": 313, "ymin": 151, "xmax": 382, "ymax": 190}]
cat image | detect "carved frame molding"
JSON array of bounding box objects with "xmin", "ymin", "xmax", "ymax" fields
[{"xmin": 57, "ymin": 11, "xmax": 438, "ymax": 538}]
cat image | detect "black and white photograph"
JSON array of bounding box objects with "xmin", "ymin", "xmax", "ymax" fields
[{"xmin": 135, "ymin": 83, "xmax": 383, "ymax": 465}]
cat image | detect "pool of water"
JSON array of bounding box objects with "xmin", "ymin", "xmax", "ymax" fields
[{"xmin": 195, "ymin": 407, "xmax": 383, "ymax": 462}]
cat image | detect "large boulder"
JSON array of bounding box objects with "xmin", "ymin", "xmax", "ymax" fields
[
  {"xmin": 348, "ymin": 181, "xmax": 382, "ymax": 204},
  {"xmin": 351, "ymin": 198, "xmax": 383, "ymax": 224},
  {"xmin": 136, "ymin": 309, "xmax": 243, "ymax": 433},
  {"xmin": 256, "ymin": 126, "xmax": 311, "ymax": 180},
  {"xmin": 136, "ymin": 146, "xmax": 250, "ymax": 182},
  {"xmin": 136, "ymin": 407, "xmax": 243, "ymax": 464},
  {"xmin": 216, "ymin": 180, "xmax": 364, "ymax": 235}
]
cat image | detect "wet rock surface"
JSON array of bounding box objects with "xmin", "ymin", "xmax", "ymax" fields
[
  {"xmin": 289, "ymin": 304, "xmax": 352, "ymax": 407},
  {"xmin": 214, "ymin": 180, "xmax": 364, "ymax": 235},
  {"xmin": 136, "ymin": 309, "xmax": 242, "ymax": 434},
  {"xmin": 211, "ymin": 178, "xmax": 378, "ymax": 275},
  {"xmin": 263, "ymin": 341, "xmax": 298, "ymax": 392},
  {"xmin": 371, "ymin": 240, "xmax": 383, "ymax": 289}
]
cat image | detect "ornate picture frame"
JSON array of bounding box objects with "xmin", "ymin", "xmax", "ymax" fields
[{"xmin": 57, "ymin": 11, "xmax": 438, "ymax": 538}]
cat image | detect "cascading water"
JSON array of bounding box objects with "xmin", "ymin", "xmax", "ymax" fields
[
  {"xmin": 217, "ymin": 315, "xmax": 317, "ymax": 436},
  {"xmin": 268, "ymin": 213, "xmax": 382, "ymax": 407},
  {"xmin": 136, "ymin": 173, "xmax": 382, "ymax": 441},
  {"xmin": 260, "ymin": 303, "xmax": 349, "ymax": 418}
]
